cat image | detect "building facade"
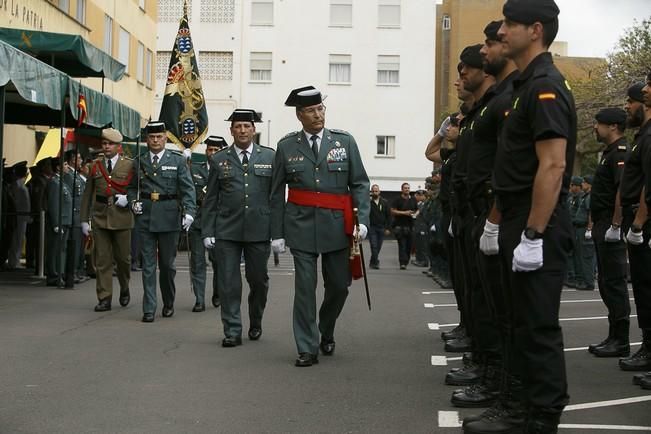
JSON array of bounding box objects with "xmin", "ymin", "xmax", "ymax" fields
[
  {"xmin": 155, "ymin": 0, "xmax": 437, "ymax": 192},
  {"xmin": 1, "ymin": 0, "xmax": 157, "ymax": 164}
]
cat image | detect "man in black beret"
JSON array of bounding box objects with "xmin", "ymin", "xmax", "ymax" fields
[{"xmin": 464, "ymin": 0, "xmax": 573, "ymax": 432}]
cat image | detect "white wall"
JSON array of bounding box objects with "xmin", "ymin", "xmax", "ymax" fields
[{"xmin": 155, "ymin": 0, "xmax": 436, "ymax": 192}]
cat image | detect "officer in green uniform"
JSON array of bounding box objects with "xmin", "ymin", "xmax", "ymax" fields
[
  {"xmin": 45, "ymin": 157, "xmax": 73, "ymax": 287},
  {"xmin": 202, "ymin": 109, "xmax": 275, "ymax": 347},
  {"xmin": 63, "ymin": 150, "xmax": 85, "ymax": 286},
  {"xmin": 188, "ymin": 135, "xmax": 228, "ymax": 312},
  {"xmin": 580, "ymin": 175, "xmax": 596, "ymax": 290},
  {"xmin": 128, "ymin": 121, "xmax": 196, "ymax": 323},
  {"xmin": 570, "ymin": 176, "xmax": 590, "ymax": 289},
  {"xmin": 270, "ymin": 86, "xmax": 370, "ymax": 367},
  {"xmin": 565, "ymin": 176, "xmax": 584, "ymax": 287}
]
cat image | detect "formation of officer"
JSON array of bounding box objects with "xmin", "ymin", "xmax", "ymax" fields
[
  {"xmin": 45, "ymin": 156, "xmax": 73, "ymax": 287},
  {"xmin": 188, "ymin": 135, "xmax": 228, "ymax": 312},
  {"xmin": 128, "ymin": 121, "xmax": 196, "ymax": 323},
  {"xmin": 63, "ymin": 150, "xmax": 87, "ymax": 286},
  {"xmin": 202, "ymin": 110, "xmax": 275, "ymax": 347},
  {"xmin": 81, "ymin": 128, "xmax": 134, "ymax": 312},
  {"xmin": 566, "ymin": 176, "xmax": 591, "ymax": 289},
  {"xmin": 270, "ymin": 86, "xmax": 370, "ymax": 367}
]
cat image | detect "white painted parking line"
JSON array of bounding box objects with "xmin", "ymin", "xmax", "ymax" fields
[
  {"xmin": 427, "ymin": 298, "xmax": 635, "ymax": 309},
  {"xmin": 431, "ymin": 303, "xmax": 457, "ymax": 307},
  {"xmin": 431, "ymin": 356, "xmax": 448, "ymax": 366},
  {"xmin": 438, "ymin": 411, "xmax": 461, "ymax": 428},
  {"xmin": 422, "ymin": 290, "xmax": 455, "ymax": 295},
  {"xmin": 428, "ymin": 323, "xmax": 439, "ymax": 330},
  {"xmin": 564, "ymin": 342, "xmax": 641, "ymax": 353},
  {"xmin": 565, "ymin": 395, "xmax": 651, "ymax": 412},
  {"xmin": 424, "ymin": 303, "xmax": 435, "ymax": 308},
  {"xmin": 559, "ymin": 424, "xmax": 651, "ymax": 431},
  {"xmin": 433, "ymin": 314, "xmax": 639, "ymax": 330}
]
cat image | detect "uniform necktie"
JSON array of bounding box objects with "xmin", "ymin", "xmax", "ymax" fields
[
  {"xmin": 310, "ymin": 135, "xmax": 319, "ymax": 159},
  {"xmin": 241, "ymin": 150, "xmax": 248, "ymax": 166},
  {"xmin": 152, "ymin": 154, "xmax": 159, "ymax": 167},
  {"xmin": 107, "ymin": 158, "xmax": 112, "ymax": 174}
]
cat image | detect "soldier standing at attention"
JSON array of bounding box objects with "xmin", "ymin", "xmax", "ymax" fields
[
  {"xmin": 45, "ymin": 157, "xmax": 73, "ymax": 287},
  {"xmin": 128, "ymin": 121, "xmax": 196, "ymax": 323},
  {"xmin": 188, "ymin": 136, "xmax": 228, "ymax": 312},
  {"xmin": 587, "ymin": 107, "xmax": 630, "ymax": 358},
  {"xmin": 464, "ymin": 0, "xmax": 575, "ymax": 432},
  {"xmin": 202, "ymin": 110, "xmax": 274, "ymax": 347},
  {"xmin": 81, "ymin": 128, "xmax": 134, "ymax": 312},
  {"xmin": 270, "ymin": 86, "xmax": 370, "ymax": 367}
]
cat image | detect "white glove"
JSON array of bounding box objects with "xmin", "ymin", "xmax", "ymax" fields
[
  {"xmin": 604, "ymin": 225, "xmax": 621, "ymax": 242},
  {"xmin": 512, "ymin": 232, "xmax": 543, "ymax": 272},
  {"xmin": 81, "ymin": 222, "xmax": 91, "ymax": 237},
  {"xmin": 182, "ymin": 214, "xmax": 194, "ymax": 231},
  {"xmin": 203, "ymin": 237, "xmax": 215, "ymax": 249},
  {"xmin": 430, "ymin": 224, "xmax": 436, "ymax": 232},
  {"xmin": 585, "ymin": 229, "xmax": 592, "ymax": 240},
  {"xmin": 354, "ymin": 224, "xmax": 368, "ymax": 240},
  {"xmin": 132, "ymin": 201, "xmax": 143, "ymax": 215},
  {"xmin": 448, "ymin": 221, "xmax": 454, "ymax": 238},
  {"xmin": 437, "ymin": 116, "xmax": 451, "ymax": 138},
  {"xmin": 271, "ymin": 238, "xmax": 286, "ymax": 254},
  {"xmin": 183, "ymin": 148, "xmax": 193, "ymax": 160},
  {"xmin": 626, "ymin": 228, "xmax": 644, "ymax": 245},
  {"xmin": 479, "ymin": 220, "xmax": 500, "ymax": 256},
  {"xmin": 115, "ymin": 194, "xmax": 128, "ymax": 208},
  {"xmin": 53, "ymin": 226, "xmax": 60, "ymax": 234}
]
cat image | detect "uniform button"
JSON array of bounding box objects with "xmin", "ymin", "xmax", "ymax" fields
[
  {"xmin": 245, "ymin": 205, "xmax": 249, "ymax": 209},
  {"xmin": 245, "ymin": 194, "xmax": 249, "ymax": 198},
  {"xmin": 316, "ymin": 180, "xmax": 320, "ymax": 183},
  {"xmin": 315, "ymin": 168, "xmax": 319, "ymax": 171},
  {"xmin": 245, "ymin": 184, "xmax": 248, "ymax": 187},
  {"xmin": 244, "ymin": 173, "xmax": 248, "ymax": 176}
]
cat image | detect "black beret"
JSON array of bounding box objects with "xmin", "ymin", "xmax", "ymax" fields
[
  {"xmin": 628, "ymin": 82, "xmax": 645, "ymax": 103},
  {"xmin": 456, "ymin": 62, "xmax": 463, "ymax": 73},
  {"xmin": 595, "ymin": 107, "xmax": 626, "ymax": 125},
  {"xmin": 484, "ymin": 20, "xmax": 502, "ymax": 41},
  {"xmin": 459, "ymin": 44, "xmax": 484, "ymax": 69},
  {"xmin": 226, "ymin": 109, "xmax": 262, "ymax": 123},
  {"xmin": 503, "ymin": 0, "xmax": 559, "ymax": 25}
]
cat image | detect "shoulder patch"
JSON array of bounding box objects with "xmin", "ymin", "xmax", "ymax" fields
[
  {"xmin": 329, "ymin": 128, "xmax": 350, "ymax": 135},
  {"xmin": 618, "ymin": 145, "xmax": 627, "ymax": 151}
]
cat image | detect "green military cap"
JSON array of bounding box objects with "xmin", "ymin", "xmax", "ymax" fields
[
  {"xmin": 571, "ymin": 176, "xmax": 584, "ymax": 186},
  {"xmin": 503, "ymin": 0, "xmax": 559, "ymax": 25},
  {"xmin": 583, "ymin": 175, "xmax": 593, "ymax": 185},
  {"xmin": 595, "ymin": 107, "xmax": 626, "ymax": 125}
]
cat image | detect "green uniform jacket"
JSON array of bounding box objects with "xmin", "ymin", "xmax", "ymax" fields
[
  {"xmin": 46, "ymin": 174, "xmax": 73, "ymax": 227},
  {"xmin": 270, "ymin": 128, "xmax": 370, "ymax": 253},
  {"xmin": 127, "ymin": 150, "xmax": 196, "ymax": 232},
  {"xmin": 81, "ymin": 157, "xmax": 135, "ymax": 230},
  {"xmin": 63, "ymin": 171, "xmax": 85, "ymax": 228},
  {"xmin": 202, "ymin": 144, "xmax": 275, "ymax": 242},
  {"xmin": 191, "ymin": 162, "xmax": 209, "ymax": 229}
]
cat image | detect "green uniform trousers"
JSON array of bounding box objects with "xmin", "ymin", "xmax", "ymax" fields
[
  {"xmin": 46, "ymin": 225, "xmax": 69, "ymax": 283},
  {"xmin": 189, "ymin": 227, "xmax": 220, "ymax": 304},
  {"xmin": 94, "ymin": 227, "xmax": 131, "ymax": 301},
  {"xmin": 215, "ymin": 240, "xmax": 270, "ymax": 338},
  {"xmin": 139, "ymin": 230, "xmax": 180, "ymax": 314},
  {"xmin": 290, "ymin": 247, "xmax": 350, "ymax": 355}
]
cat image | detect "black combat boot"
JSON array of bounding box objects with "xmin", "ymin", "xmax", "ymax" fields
[
  {"xmin": 463, "ymin": 375, "xmax": 526, "ymax": 433},
  {"xmin": 451, "ymin": 358, "xmax": 501, "ymax": 408},
  {"xmin": 593, "ymin": 320, "xmax": 629, "ymax": 357},
  {"xmin": 442, "ymin": 323, "xmax": 466, "ymax": 341},
  {"xmin": 445, "ymin": 335, "xmax": 473, "ymax": 352},
  {"xmin": 619, "ymin": 330, "xmax": 651, "ymax": 371},
  {"xmin": 588, "ymin": 323, "xmax": 614, "ymax": 354},
  {"xmin": 446, "ymin": 354, "xmax": 483, "ymax": 386},
  {"xmin": 524, "ymin": 409, "xmax": 560, "ymax": 434}
]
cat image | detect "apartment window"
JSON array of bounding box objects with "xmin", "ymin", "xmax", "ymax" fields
[
  {"xmin": 329, "ymin": 54, "xmax": 351, "ymax": 83},
  {"xmin": 377, "ymin": 55, "xmax": 399, "ymax": 84},
  {"xmin": 201, "ymin": 0, "xmax": 235, "ymax": 23},
  {"xmin": 442, "ymin": 15, "xmax": 451, "ymax": 30},
  {"xmin": 103, "ymin": 15, "xmax": 113, "ymax": 55},
  {"xmin": 251, "ymin": 1, "xmax": 273, "ymax": 25},
  {"xmin": 76, "ymin": 0, "xmax": 86, "ymax": 23},
  {"xmin": 145, "ymin": 49, "xmax": 153, "ymax": 88},
  {"xmin": 118, "ymin": 28, "xmax": 130, "ymax": 74},
  {"xmin": 58, "ymin": 0, "xmax": 69, "ymax": 13},
  {"xmin": 378, "ymin": 0, "xmax": 400, "ymax": 27},
  {"xmin": 250, "ymin": 52, "xmax": 272, "ymax": 81},
  {"xmin": 156, "ymin": 51, "xmax": 171, "ymax": 80},
  {"xmin": 376, "ymin": 135, "xmax": 395, "ymax": 156},
  {"xmin": 139, "ymin": 0, "xmax": 145, "ymax": 10},
  {"xmin": 137, "ymin": 42, "xmax": 145, "ymax": 83},
  {"xmin": 159, "ymin": 0, "xmax": 192, "ymax": 22},
  {"xmin": 200, "ymin": 51, "xmax": 233, "ymax": 80},
  {"xmin": 330, "ymin": 0, "xmax": 352, "ymax": 27}
]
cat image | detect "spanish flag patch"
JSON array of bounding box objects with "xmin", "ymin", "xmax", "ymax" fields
[{"xmin": 539, "ymin": 92, "xmax": 557, "ymax": 101}]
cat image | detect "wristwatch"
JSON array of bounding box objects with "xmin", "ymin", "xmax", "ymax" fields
[{"xmin": 524, "ymin": 227, "xmax": 544, "ymax": 240}]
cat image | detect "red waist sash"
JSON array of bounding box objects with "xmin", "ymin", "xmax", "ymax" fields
[{"xmin": 287, "ymin": 189, "xmax": 353, "ymax": 235}]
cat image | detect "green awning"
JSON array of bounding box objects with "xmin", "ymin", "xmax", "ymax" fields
[
  {"xmin": 0, "ymin": 39, "xmax": 140, "ymax": 139},
  {"xmin": 0, "ymin": 27, "xmax": 126, "ymax": 81}
]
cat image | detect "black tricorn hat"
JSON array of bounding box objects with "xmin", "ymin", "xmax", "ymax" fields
[
  {"xmin": 145, "ymin": 121, "xmax": 166, "ymax": 134},
  {"xmin": 204, "ymin": 135, "xmax": 228, "ymax": 149},
  {"xmin": 284, "ymin": 86, "xmax": 324, "ymax": 107},
  {"xmin": 226, "ymin": 109, "xmax": 262, "ymax": 123}
]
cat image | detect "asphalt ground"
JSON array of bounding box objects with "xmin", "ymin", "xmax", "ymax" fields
[{"xmin": 0, "ymin": 241, "xmax": 649, "ymax": 433}]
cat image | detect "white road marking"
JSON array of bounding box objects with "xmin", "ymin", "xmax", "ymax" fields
[
  {"xmin": 435, "ymin": 314, "xmax": 639, "ymax": 329},
  {"xmin": 559, "ymin": 424, "xmax": 651, "ymax": 431},
  {"xmin": 565, "ymin": 395, "xmax": 651, "ymax": 412},
  {"xmin": 437, "ymin": 411, "xmax": 461, "ymax": 428},
  {"xmin": 422, "ymin": 290, "xmax": 455, "ymax": 294},
  {"xmin": 564, "ymin": 342, "xmax": 641, "ymax": 353},
  {"xmin": 424, "ymin": 303, "xmax": 435, "ymax": 308},
  {"xmin": 431, "ymin": 356, "xmax": 448, "ymax": 366},
  {"xmin": 427, "ymin": 298, "xmax": 634, "ymax": 309},
  {"xmin": 428, "ymin": 323, "xmax": 439, "ymax": 330},
  {"xmin": 432, "ymin": 303, "xmax": 457, "ymax": 307}
]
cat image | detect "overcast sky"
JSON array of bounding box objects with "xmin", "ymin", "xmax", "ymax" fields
[{"xmin": 555, "ymin": 0, "xmax": 649, "ymax": 58}]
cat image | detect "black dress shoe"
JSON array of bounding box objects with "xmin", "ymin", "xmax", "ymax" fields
[
  {"xmin": 192, "ymin": 302, "xmax": 205, "ymax": 312},
  {"xmin": 445, "ymin": 336, "xmax": 472, "ymax": 353},
  {"xmin": 295, "ymin": 353, "xmax": 319, "ymax": 367},
  {"xmin": 162, "ymin": 305, "xmax": 174, "ymax": 318},
  {"xmin": 441, "ymin": 324, "xmax": 466, "ymax": 341},
  {"xmin": 222, "ymin": 336, "xmax": 242, "ymax": 347},
  {"xmin": 119, "ymin": 289, "xmax": 130, "ymax": 307},
  {"xmin": 142, "ymin": 313, "xmax": 154, "ymax": 323},
  {"xmin": 94, "ymin": 298, "xmax": 112, "ymax": 312},
  {"xmin": 211, "ymin": 295, "xmax": 221, "ymax": 308},
  {"xmin": 593, "ymin": 341, "xmax": 630, "ymax": 357},
  {"xmin": 320, "ymin": 339, "xmax": 335, "ymax": 356},
  {"xmin": 619, "ymin": 345, "xmax": 651, "ymax": 371},
  {"xmin": 248, "ymin": 327, "xmax": 262, "ymax": 340},
  {"xmin": 632, "ymin": 372, "xmax": 650, "ymax": 385},
  {"xmin": 588, "ymin": 336, "xmax": 613, "ymax": 354}
]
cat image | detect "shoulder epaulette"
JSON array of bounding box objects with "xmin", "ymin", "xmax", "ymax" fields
[
  {"xmin": 119, "ymin": 156, "xmax": 133, "ymax": 161},
  {"xmin": 329, "ymin": 128, "xmax": 350, "ymax": 135},
  {"xmin": 168, "ymin": 149, "xmax": 183, "ymax": 156},
  {"xmin": 281, "ymin": 131, "xmax": 299, "ymax": 140},
  {"xmin": 258, "ymin": 145, "xmax": 275, "ymax": 151}
]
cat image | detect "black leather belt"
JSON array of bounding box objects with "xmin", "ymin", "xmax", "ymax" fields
[
  {"xmin": 143, "ymin": 193, "xmax": 177, "ymax": 201},
  {"xmin": 96, "ymin": 195, "xmax": 110, "ymax": 204}
]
